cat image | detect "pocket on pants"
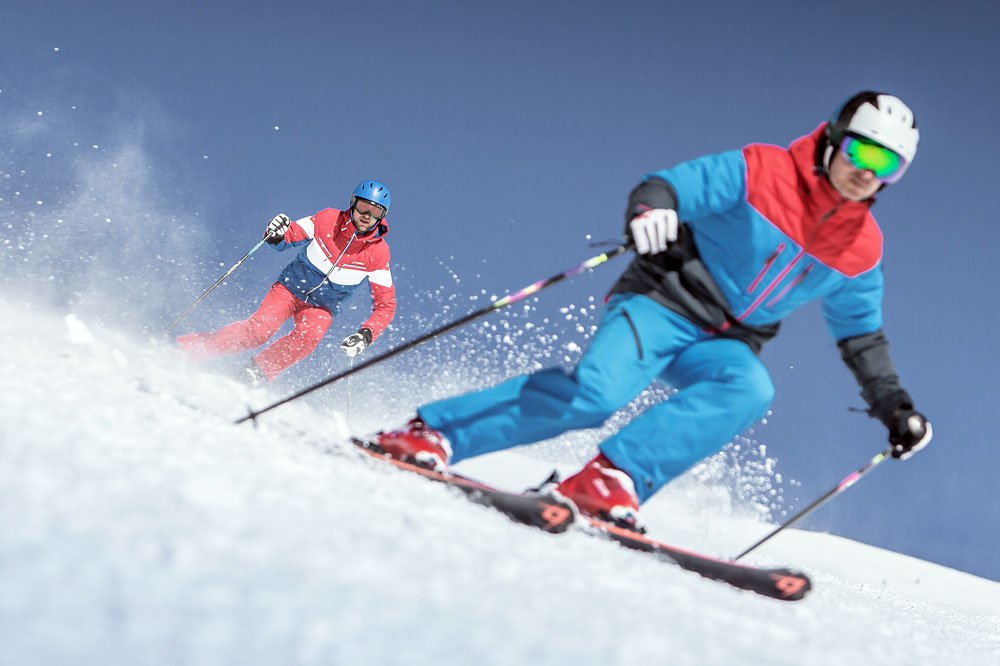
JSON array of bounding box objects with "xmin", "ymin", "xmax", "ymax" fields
[{"xmin": 621, "ymin": 309, "xmax": 644, "ymax": 360}]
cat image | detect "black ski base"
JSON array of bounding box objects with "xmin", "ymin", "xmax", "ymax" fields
[
  {"xmin": 580, "ymin": 516, "xmax": 811, "ymax": 601},
  {"xmin": 350, "ymin": 437, "xmax": 573, "ymax": 533},
  {"xmin": 349, "ymin": 437, "xmax": 811, "ymax": 601}
]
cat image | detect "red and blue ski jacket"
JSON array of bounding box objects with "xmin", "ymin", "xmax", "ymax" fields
[
  {"xmin": 270, "ymin": 208, "xmax": 396, "ymax": 341},
  {"xmin": 612, "ymin": 124, "xmax": 884, "ymax": 348},
  {"xmin": 612, "ymin": 124, "xmax": 916, "ymax": 422}
]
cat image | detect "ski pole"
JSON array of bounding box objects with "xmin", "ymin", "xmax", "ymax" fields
[
  {"xmin": 347, "ymin": 356, "xmax": 354, "ymax": 428},
  {"xmin": 236, "ymin": 243, "xmax": 630, "ymax": 425},
  {"xmin": 733, "ymin": 447, "xmax": 892, "ymax": 561},
  {"xmin": 166, "ymin": 238, "xmax": 268, "ymax": 332}
]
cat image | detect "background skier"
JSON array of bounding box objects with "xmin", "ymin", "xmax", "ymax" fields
[
  {"xmin": 370, "ymin": 92, "xmax": 932, "ymax": 532},
  {"xmin": 177, "ymin": 180, "xmax": 396, "ymax": 385}
]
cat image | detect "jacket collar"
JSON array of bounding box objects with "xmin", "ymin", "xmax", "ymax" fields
[{"xmin": 789, "ymin": 124, "xmax": 874, "ymax": 217}]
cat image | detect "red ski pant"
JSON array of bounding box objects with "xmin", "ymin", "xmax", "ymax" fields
[{"xmin": 176, "ymin": 283, "xmax": 332, "ymax": 381}]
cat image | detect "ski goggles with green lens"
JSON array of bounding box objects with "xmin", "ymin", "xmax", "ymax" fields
[{"xmin": 839, "ymin": 135, "xmax": 907, "ymax": 184}]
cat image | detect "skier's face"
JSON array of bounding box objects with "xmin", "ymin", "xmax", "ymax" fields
[
  {"xmin": 351, "ymin": 199, "xmax": 385, "ymax": 233},
  {"xmin": 828, "ymin": 151, "xmax": 882, "ymax": 201}
]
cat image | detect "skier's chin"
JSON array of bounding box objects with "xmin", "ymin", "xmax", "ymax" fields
[{"xmin": 835, "ymin": 180, "xmax": 877, "ymax": 201}]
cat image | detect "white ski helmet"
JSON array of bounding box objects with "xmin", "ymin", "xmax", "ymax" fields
[{"xmin": 824, "ymin": 91, "xmax": 919, "ymax": 171}]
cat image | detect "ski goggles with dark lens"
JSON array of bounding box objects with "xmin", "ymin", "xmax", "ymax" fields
[
  {"xmin": 352, "ymin": 199, "xmax": 386, "ymax": 221},
  {"xmin": 839, "ymin": 135, "xmax": 907, "ymax": 184}
]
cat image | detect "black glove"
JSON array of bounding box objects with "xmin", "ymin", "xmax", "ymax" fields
[
  {"xmin": 264, "ymin": 213, "xmax": 291, "ymax": 245},
  {"xmin": 886, "ymin": 408, "xmax": 932, "ymax": 460},
  {"xmin": 340, "ymin": 327, "xmax": 373, "ymax": 358}
]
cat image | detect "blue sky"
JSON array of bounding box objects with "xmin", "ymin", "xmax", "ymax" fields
[{"xmin": 3, "ymin": 1, "xmax": 999, "ymax": 580}]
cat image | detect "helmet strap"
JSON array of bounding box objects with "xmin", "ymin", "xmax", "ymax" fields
[{"xmin": 822, "ymin": 144, "xmax": 835, "ymax": 172}]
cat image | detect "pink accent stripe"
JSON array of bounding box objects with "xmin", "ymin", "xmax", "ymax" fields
[
  {"xmin": 765, "ymin": 266, "xmax": 811, "ymax": 308},
  {"xmin": 838, "ymin": 471, "xmax": 862, "ymax": 491},
  {"xmin": 747, "ymin": 243, "xmax": 786, "ymax": 293},
  {"xmin": 766, "ymin": 282, "xmax": 798, "ymax": 309},
  {"xmin": 737, "ymin": 250, "xmax": 805, "ymax": 321}
]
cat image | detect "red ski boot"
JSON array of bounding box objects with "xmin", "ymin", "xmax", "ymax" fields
[
  {"xmin": 375, "ymin": 417, "xmax": 452, "ymax": 472},
  {"xmin": 555, "ymin": 453, "xmax": 645, "ymax": 533}
]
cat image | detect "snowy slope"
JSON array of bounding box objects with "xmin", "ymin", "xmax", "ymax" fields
[{"xmin": 1, "ymin": 300, "xmax": 998, "ymax": 666}]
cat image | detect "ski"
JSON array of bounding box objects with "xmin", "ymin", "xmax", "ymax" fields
[
  {"xmin": 350, "ymin": 437, "xmax": 574, "ymax": 533},
  {"xmin": 349, "ymin": 437, "xmax": 811, "ymax": 601},
  {"xmin": 579, "ymin": 516, "xmax": 811, "ymax": 601}
]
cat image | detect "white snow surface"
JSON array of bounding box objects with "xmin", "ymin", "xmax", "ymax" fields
[{"xmin": 1, "ymin": 300, "xmax": 998, "ymax": 666}]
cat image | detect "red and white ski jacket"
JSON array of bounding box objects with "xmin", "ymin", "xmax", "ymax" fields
[{"xmin": 271, "ymin": 208, "xmax": 396, "ymax": 341}]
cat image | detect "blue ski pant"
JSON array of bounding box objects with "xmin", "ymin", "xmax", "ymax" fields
[{"xmin": 418, "ymin": 293, "xmax": 774, "ymax": 502}]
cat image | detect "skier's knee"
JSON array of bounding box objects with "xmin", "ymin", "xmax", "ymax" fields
[
  {"xmin": 244, "ymin": 318, "xmax": 275, "ymax": 346},
  {"xmin": 312, "ymin": 309, "xmax": 333, "ymax": 330},
  {"xmin": 297, "ymin": 309, "xmax": 332, "ymax": 336}
]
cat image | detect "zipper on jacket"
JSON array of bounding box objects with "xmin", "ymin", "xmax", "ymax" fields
[
  {"xmin": 805, "ymin": 199, "xmax": 845, "ymax": 247},
  {"xmin": 622, "ymin": 309, "xmax": 644, "ymax": 360},
  {"xmin": 747, "ymin": 243, "xmax": 786, "ymax": 293},
  {"xmin": 305, "ymin": 231, "xmax": 358, "ymax": 302},
  {"xmin": 737, "ymin": 250, "xmax": 805, "ymax": 321},
  {"xmin": 740, "ymin": 198, "xmax": 850, "ymax": 320},
  {"xmin": 765, "ymin": 264, "xmax": 814, "ymax": 308}
]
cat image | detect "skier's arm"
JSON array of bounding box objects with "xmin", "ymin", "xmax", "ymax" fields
[
  {"xmin": 625, "ymin": 151, "xmax": 745, "ymax": 253},
  {"xmin": 826, "ymin": 272, "xmax": 932, "ymax": 459},
  {"xmin": 836, "ymin": 329, "xmax": 911, "ymax": 423},
  {"xmin": 823, "ymin": 266, "xmax": 884, "ymax": 340},
  {"xmin": 360, "ymin": 264, "xmax": 396, "ymax": 344},
  {"xmin": 823, "ymin": 268, "xmax": 900, "ymax": 416},
  {"xmin": 640, "ymin": 149, "xmax": 747, "ymax": 222}
]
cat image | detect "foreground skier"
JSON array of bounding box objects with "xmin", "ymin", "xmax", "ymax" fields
[
  {"xmin": 374, "ymin": 92, "xmax": 933, "ymax": 531},
  {"xmin": 177, "ymin": 180, "xmax": 396, "ymax": 385}
]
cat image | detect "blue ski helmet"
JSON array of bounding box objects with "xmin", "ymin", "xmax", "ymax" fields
[{"xmin": 352, "ymin": 180, "xmax": 391, "ymax": 212}]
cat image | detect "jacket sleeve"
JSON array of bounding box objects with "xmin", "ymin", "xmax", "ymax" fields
[
  {"xmin": 645, "ymin": 149, "xmax": 747, "ymax": 222},
  {"xmin": 822, "ymin": 266, "xmax": 884, "ymax": 340},
  {"xmin": 624, "ymin": 177, "xmax": 679, "ymax": 223},
  {"xmin": 837, "ymin": 329, "xmax": 913, "ymax": 425},
  {"xmin": 824, "ymin": 266, "xmax": 915, "ymax": 424},
  {"xmin": 270, "ymin": 215, "xmax": 315, "ymax": 252},
  {"xmin": 360, "ymin": 249, "xmax": 396, "ymax": 342}
]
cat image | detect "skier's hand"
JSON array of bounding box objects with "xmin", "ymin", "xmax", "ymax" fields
[
  {"xmin": 628, "ymin": 208, "xmax": 678, "ymax": 255},
  {"xmin": 341, "ymin": 328, "xmax": 373, "ymax": 358},
  {"xmin": 887, "ymin": 408, "xmax": 932, "ymax": 460},
  {"xmin": 264, "ymin": 213, "xmax": 291, "ymax": 244}
]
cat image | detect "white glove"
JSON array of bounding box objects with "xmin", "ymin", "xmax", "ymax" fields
[
  {"xmin": 340, "ymin": 329, "xmax": 372, "ymax": 358},
  {"xmin": 629, "ymin": 208, "xmax": 678, "ymax": 255},
  {"xmin": 264, "ymin": 213, "xmax": 291, "ymax": 243}
]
